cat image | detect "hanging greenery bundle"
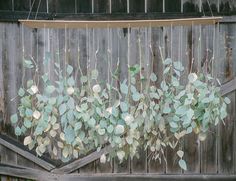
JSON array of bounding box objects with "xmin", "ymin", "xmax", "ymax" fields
[{"xmin": 10, "ymin": 54, "xmax": 230, "ymax": 169}]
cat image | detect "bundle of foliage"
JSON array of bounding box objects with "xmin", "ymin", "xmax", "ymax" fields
[{"xmin": 10, "ymin": 55, "xmax": 230, "ymax": 169}]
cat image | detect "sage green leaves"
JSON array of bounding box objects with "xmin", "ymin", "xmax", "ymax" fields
[{"xmin": 11, "ymin": 56, "xmax": 230, "ymax": 171}]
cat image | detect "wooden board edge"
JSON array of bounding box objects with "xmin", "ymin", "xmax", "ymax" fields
[
  {"xmin": 51, "ymin": 145, "xmax": 112, "ymax": 174},
  {"xmin": 19, "ymin": 17, "xmax": 222, "ymax": 29},
  {"xmin": 0, "ymin": 135, "xmax": 55, "ymax": 171}
]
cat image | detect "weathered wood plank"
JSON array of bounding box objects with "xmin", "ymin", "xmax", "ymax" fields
[
  {"xmin": 52, "ymin": 145, "xmax": 112, "ymax": 173},
  {"xmin": 218, "ymin": 24, "xmax": 235, "ymax": 174},
  {"xmin": 2, "ymin": 163, "xmax": 236, "ymax": 181},
  {"xmin": 114, "ymin": 28, "xmax": 130, "ymax": 174},
  {"xmin": 77, "ymin": 0, "xmax": 92, "ymax": 13},
  {"xmin": 200, "ymin": 25, "xmax": 217, "ymax": 174},
  {"xmin": 0, "ymin": 164, "xmax": 53, "ymax": 181},
  {"xmin": 0, "ymin": 23, "xmax": 4, "ymax": 129},
  {"xmin": 111, "ymin": 0, "xmax": 127, "ymax": 13},
  {"xmin": 0, "ymin": 134, "xmax": 55, "ymax": 171},
  {"xmin": 220, "ymin": 77, "xmax": 236, "ymax": 96},
  {"xmin": 182, "ymin": 0, "xmax": 199, "ymax": 13},
  {"xmin": 183, "ymin": 24, "xmax": 200, "ymax": 174},
  {"xmin": 94, "ymin": 0, "xmax": 110, "ymax": 13},
  {"xmin": 218, "ymin": 92, "xmax": 235, "ymax": 174}
]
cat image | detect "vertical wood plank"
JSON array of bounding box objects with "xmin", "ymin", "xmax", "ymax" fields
[
  {"xmin": 0, "ymin": 23, "xmax": 5, "ymax": 129},
  {"xmin": 218, "ymin": 24, "xmax": 235, "ymax": 174},
  {"xmin": 164, "ymin": 25, "xmax": 181, "ymax": 174},
  {"xmin": 129, "ymin": 28, "xmax": 147, "ymax": 174},
  {"xmin": 129, "ymin": 0, "xmax": 145, "ymax": 13},
  {"xmin": 79, "ymin": 162, "xmax": 96, "ymax": 174},
  {"xmin": 55, "ymin": 0, "xmax": 75, "ymax": 13},
  {"xmin": 148, "ymin": 27, "xmax": 165, "ymax": 174},
  {"xmin": 202, "ymin": 0, "xmax": 218, "ymax": 13},
  {"xmin": 147, "ymin": 0, "xmax": 163, "ymax": 12},
  {"xmin": 94, "ymin": 28, "xmax": 113, "ymax": 173},
  {"xmin": 200, "ymin": 25, "xmax": 218, "ymax": 174},
  {"xmin": 165, "ymin": 0, "xmax": 181, "ymax": 12},
  {"xmin": 219, "ymin": 0, "xmax": 236, "ymax": 13},
  {"xmin": 94, "ymin": 0, "xmax": 109, "ymax": 13},
  {"xmin": 183, "ymin": 25, "xmax": 201, "ymax": 174},
  {"xmin": 0, "ymin": 0, "xmax": 12, "ymax": 11},
  {"xmin": 182, "ymin": 0, "xmax": 200, "ymax": 13},
  {"xmin": 77, "ymin": 0, "xmax": 92, "ymax": 13},
  {"xmin": 111, "ymin": 0, "xmax": 127, "ymax": 13},
  {"xmin": 114, "ymin": 28, "xmax": 130, "ymax": 173}
]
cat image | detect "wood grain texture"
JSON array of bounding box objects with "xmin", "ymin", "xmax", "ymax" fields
[
  {"xmin": 200, "ymin": 25, "xmax": 217, "ymax": 174},
  {"xmin": 0, "ymin": 134, "xmax": 55, "ymax": 171}
]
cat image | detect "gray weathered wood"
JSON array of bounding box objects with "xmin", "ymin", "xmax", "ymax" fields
[
  {"xmin": 220, "ymin": 77, "xmax": 236, "ymax": 96},
  {"xmin": 2, "ymin": 163, "xmax": 236, "ymax": 181},
  {"xmin": 0, "ymin": 135, "xmax": 55, "ymax": 171},
  {"xmin": 52, "ymin": 145, "xmax": 112, "ymax": 174}
]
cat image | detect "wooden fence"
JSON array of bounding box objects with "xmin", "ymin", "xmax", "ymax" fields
[{"xmin": 0, "ymin": 0, "xmax": 236, "ymax": 181}]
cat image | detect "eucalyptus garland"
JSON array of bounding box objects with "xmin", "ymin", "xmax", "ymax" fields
[{"xmin": 10, "ymin": 56, "xmax": 230, "ymax": 169}]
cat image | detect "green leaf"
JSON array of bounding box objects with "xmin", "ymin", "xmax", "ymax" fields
[
  {"xmin": 67, "ymin": 65, "xmax": 73, "ymax": 75},
  {"xmin": 178, "ymin": 159, "xmax": 187, "ymax": 170},
  {"xmin": 18, "ymin": 88, "xmax": 25, "ymax": 97},
  {"xmin": 107, "ymin": 125, "xmax": 114, "ymax": 133},
  {"xmin": 224, "ymin": 97, "xmax": 231, "ymax": 104},
  {"xmin": 88, "ymin": 118, "xmax": 96, "ymax": 127},
  {"xmin": 25, "ymin": 108, "xmax": 33, "ymax": 117},
  {"xmin": 46, "ymin": 85, "xmax": 55, "ymax": 94},
  {"xmin": 24, "ymin": 119, "xmax": 32, "ymax": 128},
  {"xmin": 80, "ymin": 76, "xmax": 87, "ymax": 83},
  {"xmin": 64, "ymin": 126, "xmax": 75, "ymax": 144},
  {"xmin": 120, "ymin": 102, "xmax": 128, "ymax": 112},
  {"xmin": 67, "ymin": 77, "xmax": 75, "ymax": 86},
  {"xmin": 163, "ymin": 58, "xmax": 172, "ymax": 65},
  {"xmin": 163, "ymin": 67, "xmax": 170, "ymax": 74},
  {"xmin": 115, "ymin": 125, "xmax": 125, "ymax": 135},
  {"xmin": 44, "ymin": 52, "xmax": 51, "ymax": 65},
  {"xmin": 120, "ymin": 82, "xmax": 128, "ymax": 95},
  {"xmin": 117, "ymin": 150, "xmax": 125, "ymax": 161},
  {"xmin": 91, "ymin": 69, "xmax": 99, "ymax": 79},
  {"xmin": 10, "ymin": 114, "xmax": 18, "ymax": 124},
  {"xmin": 126, "ymin": 136, "xmax": 133, "ymax": 145},
  {"xmin": 42, "ymin": 74, "xmax": 49, "ymax": 83},
  {"xmin": 24, "ymin": 59, "xmax": 34, "ymax": 69},
  {"xmin": 132, "ymin": 93, "xmax": 141, "ymax": 102},
  {"xmin": 98, "ymin": 128, "xmax": 106, "ymax": 136},
  {"xmin": 170, "ymin": 121, "xmax": 178, "ymax": 128},
  {"xmin": 150, "ymin": 73, "xmax": 157, "ymax": 82},
  {"xmin": 188, "ymin": 73, "xmax": 198, "ymax": 83},
  {"xmin": 202, "ymin": 97, "xmax": 210, "ymax": 103},
  {"xmin": 177, "ymin": 150, "xmax": 184, "ymax": 158},
  {"xmin": 67, "ymin": 97, "xmax": 75, "ymax": 109},
  {"xmin": 15, "ymin": 126, "xmax": 21, "ymax": 136},
  {"xmin": 74, "ymin": 122, "xmax": 82, "ymax": 131},
  {"xmin": 176, "ymin": 106, "xmax": 187, "ymax": 116},
  {"xmin": 173, "ymin": 61, "xmax": 184, "ymax": 71},
  {"xmin": 49, "ymin": 97, "xmax": 57, "ymax": 105},
  {"xmin": 163, "ymin": 104, "xmax": 171, "ymax": 114},
  {"xmin": 161, "ymin": 81, "xmax": 168, "ymax": 91},
  {"xmin": 59, "ymin": 103, "xmax": 67, "ymax": 115}
]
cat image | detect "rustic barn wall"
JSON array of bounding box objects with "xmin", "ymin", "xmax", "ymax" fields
[
  {"xmin": 0, "ymin": 0, "xmax": 236, "ymax": 179},
  {"xmin": 0, "ymin": 21, "xmax": 235, "ymax": 176}
]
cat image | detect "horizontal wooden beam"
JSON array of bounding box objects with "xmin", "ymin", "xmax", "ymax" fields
[
  {"xmin": 19, "ymin": 17, "xmax": 222, "ymax": 29},
  {"xmin": 0, "ymin": 134, "xmax": 55, "ymax": 171},
  {"xmin": 51, "ymin": 145, "xmax": 112, "ymax": 174},
  {"xmin": 221, "ymin": 77, "xmax": 236, "ymax": 96},
  {"xmin": 1, "ymin": 164, "xmax": 236, "ymax": 181},
  {"xmin": 0, "ymin": 164, "xmax": 54, "ymax": 180}
]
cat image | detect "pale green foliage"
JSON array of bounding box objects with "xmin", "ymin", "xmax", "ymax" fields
[{"xmin": 11, "ymin": 54, "xmax": 230, "ymax": 170}]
